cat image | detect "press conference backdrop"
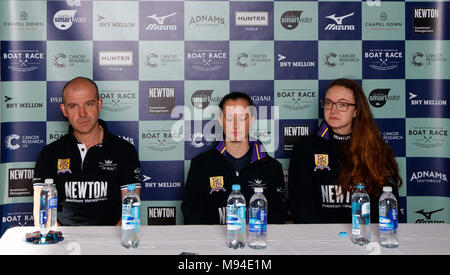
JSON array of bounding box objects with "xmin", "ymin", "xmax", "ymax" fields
[{"xmin": 0, "ymin": 0, "xmax": 449, "ymax": 237}]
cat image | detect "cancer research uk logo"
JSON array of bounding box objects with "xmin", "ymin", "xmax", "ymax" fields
[
  {"xmin": 1, "ymin": 122, "xmax": 46, "ymax": 163},
  {"xmin": 47, "ymin": 1, "xmax": 92, "ymax": 40},
  {"xmin": 363, "ymin": 41, "xmax": 405, "ymax": 79},
  {"xmin": 1, "ymin": 41, "xmax": 46, "ymax": 81},
  {"xmin": 319, "ymin": 3, "xmax": 361, "ymax": 40}
]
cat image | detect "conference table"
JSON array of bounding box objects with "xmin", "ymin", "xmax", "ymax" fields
[{"xmin": 0, "ymin": 223, "xmax": 449, "ymax": 255}]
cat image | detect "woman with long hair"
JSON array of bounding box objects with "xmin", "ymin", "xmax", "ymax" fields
[{"xmin": 288, "ymin": 78, "xmax": 402, "ymax": 223}]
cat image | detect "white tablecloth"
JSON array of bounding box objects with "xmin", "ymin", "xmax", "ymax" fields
[{"xmin": 0, "ymin": 224, "xmax": 449, "ymax": 255}]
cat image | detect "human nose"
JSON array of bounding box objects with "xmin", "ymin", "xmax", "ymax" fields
[{"xmin": 79, "ymin": 105, "xmax": 87, "ymax": 117}]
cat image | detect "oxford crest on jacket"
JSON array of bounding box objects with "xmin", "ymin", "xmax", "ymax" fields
[
  {"xmin": 57, "ymin": 158, "xmax": 71, "ymax": 174},
  {"xmin": 314, "ymin": 154, "xmax": 331, "ymax": 171},
  {"xmin": 209, "ymin": 176, "xmax": 226, "ymax": 194}
]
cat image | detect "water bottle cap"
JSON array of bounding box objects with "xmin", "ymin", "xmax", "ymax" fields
[
  {"xmin": 383, "ymin": 186, "xmax": 392, "ymax": 192},
  {"xmin": 232, "ymin": 184, "xmax": 241, "ymax": 191},
  {"xmin": 45, "ymin": 178, "xmax": 54, "ymax": 184},
  {"xmin": 127, "ymin": 184, "xmax": 136, "ymax": 191},
  {"xmin": 356, "ymin": 183, "xmax": 365, "ymax": 188},
  {"xmin": 254, "ymin": 187, "xmax": 263, "ymax": 193}
]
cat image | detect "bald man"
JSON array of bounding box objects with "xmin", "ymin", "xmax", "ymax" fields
[{"xmin": 33, "ymin": 77, "xmax": 141, "ymax": 226}]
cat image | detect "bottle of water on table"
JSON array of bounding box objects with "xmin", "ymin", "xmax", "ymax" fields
[
  {"xmin": 227, "ymin": 184, "xmax": 246, "ymax": 249},
  {"xmin": 379, "ymin": 186, "xmax": 399, "ymax": 248},
  {"xmin": 121, "ymin": 184, "xmax": 141, "ymax": 249},
  {"xmin": 248, "ymin": 187, "xmax": 267, "ymax": 249},
  {"xmin": 40, "ymin": 178, "xmax": 58, "ymax": 234},
  {"xmin": 351, "ymin": 183, "xmax": 370, "ymax": 246}
]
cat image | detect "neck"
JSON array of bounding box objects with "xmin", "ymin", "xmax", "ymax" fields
[
  {"xmin": 73, "ymin": 123, "xmax": 103, "ymax": 150},
  {"xmin": 331, "ymin": 126, "xmax": 352, "ymax": 136},
  {"xmin": 225, "ymin": 140, "xmax": 250, "ymax": 159}
]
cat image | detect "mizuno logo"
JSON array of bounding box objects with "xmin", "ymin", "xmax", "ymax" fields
[
  {"xmin": 415, "ymin": 208, "xmax": 444, "ymax": 220},
  {"xmin": 325, "ymin": 12, "xmax": 354, "ymax": 25},
  {"xmin": 146, "ymin": 12, "xmax": 176, "ymax": 25}
]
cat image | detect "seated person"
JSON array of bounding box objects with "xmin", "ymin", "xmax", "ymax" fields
[
  {"xmin": 33, "ymin": 77, "xmax": 141, "ymax": 226},
  {"xmin": 181, "ymin": 92, "xmax": 286, "ymax": 224},
  {"xmin": 288, "ymin": 78, "xmax": 402, "ymax": 223}
]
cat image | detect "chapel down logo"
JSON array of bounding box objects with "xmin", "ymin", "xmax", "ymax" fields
[{"xmin": 314, "ymin": 154, "xmax": 331, "ymax": 171}]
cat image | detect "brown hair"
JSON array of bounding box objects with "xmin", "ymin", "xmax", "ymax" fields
[{"xmin": 329, "ymin": 79, "xmax": 402, "ymax": 196}]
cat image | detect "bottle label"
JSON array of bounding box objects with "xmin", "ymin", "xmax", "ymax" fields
[
  {"xmin": 122, "ymin": 203, "xmax": 133, "ymax": 230},
  {"xmin": 249, "ymin": 209, "xmax": 267, "ymax": 235},
  {"xmin": 48, "ymin": 197, "xmax": 58, "ymax": 209},
  {"xmin": 131, "ymin": 205, "xmax": 140, "ymax": 233},
  {"xmin": 361, "ymin": 202, "xmax": 370, "ymax": 217},
  {"xmin": 379, "ymin": 209, "xmax": 398, "ymax": 233},
  {"xmin": 40, "ymin": 210, "xmax": 47, "ymax": 226},
  {"xmin": 227, "ymin": 203, "xmax": 246, "ymax": 233},
  {"xmin": 352, "ymin": 214, "xmax": 360, "ymax": 235}
]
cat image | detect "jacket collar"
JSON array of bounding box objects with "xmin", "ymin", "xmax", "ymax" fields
[
  {"xmin": 315, "ymin": 121, "xmax": 352, "ymax": 142},
  {"xmin": 315, "ymin": 121, "xmax": 330, "ymax": 140},
  {"xmin": 215, "ymin": 140, "xmax": 267, "ymax": 163},
  {"xmin": 68, "ymin": 119, "xmax": 110, "ymax": 144}
]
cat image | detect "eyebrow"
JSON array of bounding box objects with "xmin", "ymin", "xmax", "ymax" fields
[{"xmin": 325, "ymin": 97, "xmax": 352, "ymax": 103}]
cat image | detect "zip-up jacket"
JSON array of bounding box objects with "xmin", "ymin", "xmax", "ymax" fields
[
  {"xmin": 288, "ymin": 121, "xmax": 400, "ymax": 224},
  {"xmin": 181, "ymin": 140, "xmax": 286, "ymax": 225}
]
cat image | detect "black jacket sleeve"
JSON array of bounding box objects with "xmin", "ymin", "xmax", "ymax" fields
[
  {"xmin": 266, "ymin": 160, "xmax": 286, "ymax": 224},
  {"xmin": 32, "ymin": 145, "xmax": 53, "ymax": 186},
  {"xmin": 288, "ymin": 137, "xmax": 318, "ymax": 223},
  {"xmin": 118, "ymin": 142, "xmax": 142, "ymax": 190},
  {"xmin": 181, "ymin": 157, "xmax": 211, "ymax": 224}
]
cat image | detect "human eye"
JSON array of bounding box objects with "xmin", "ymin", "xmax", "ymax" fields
[
  {"xmin": 323, "ymin": 100, "xmax": 332, "ymax": 108},
  {"xmin": 337, "ymin": 102, "xmax": 349, "ymax": 109}
]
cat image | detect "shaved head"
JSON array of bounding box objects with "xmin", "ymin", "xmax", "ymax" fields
[{"xmin": 62, "ymin": 77, "xmax": 99, "ymax": 104}]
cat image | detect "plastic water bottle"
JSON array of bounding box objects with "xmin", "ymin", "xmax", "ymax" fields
[
  {"xmin": 226, "ymin": 184, "xmax": 246, "ymax": 249},
  {"xmin": 248, "ymin": 187, "xmax": 267, "ymax": 249},
  {"xmin": 121, "ymin": 184, "xmax": 141, "ymax": 249},
  {"xmin": 39, "ymin": 178, "xmax": 58, "ymax": 234},
  {"xmin": 379, "ymin": 186, "xmax": 399, "ymax": 248},
  {"xmin": 351, "ymin": 183, "xmax": 370, "ymax": 246}
]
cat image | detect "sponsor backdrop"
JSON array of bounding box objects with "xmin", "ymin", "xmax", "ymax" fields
[{"xmin": 0, "ymin": 0, "xmax": 449, "ymax": 236}]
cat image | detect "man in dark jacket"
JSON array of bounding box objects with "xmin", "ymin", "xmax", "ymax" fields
[{"xmin": 181, "ymin": 92, "xmax": 286, "ymax": 224}]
